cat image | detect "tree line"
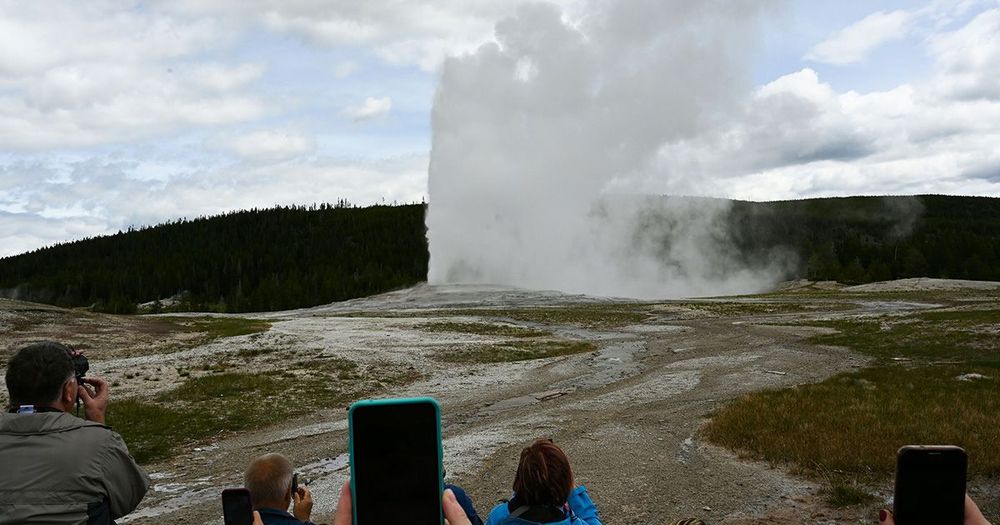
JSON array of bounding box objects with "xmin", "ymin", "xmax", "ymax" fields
[
  {"xmin": 0, "ymin": 202, "xmax": 428, "ymax": 313},
  {"xmin": 0, "ymin": 195, "xmax": 997, "ymax": 313},
  {"xmin": 726, "ymin": 195, "xmax": 1000, "ymax": 284}
]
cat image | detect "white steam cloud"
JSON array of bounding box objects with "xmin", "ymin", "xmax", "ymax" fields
[{"xmin": 427, "ymin": 0, "xmax": 790, "ymax": 298}]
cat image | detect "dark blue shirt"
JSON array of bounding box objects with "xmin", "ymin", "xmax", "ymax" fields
[{"xmin": 256, "ymin": 507, "xmax": 316, "ymax": 525}]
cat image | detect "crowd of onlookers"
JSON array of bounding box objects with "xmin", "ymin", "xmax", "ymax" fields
[{"xmin": 0, "ymin": 342, "xmax": 991, "ymax": 525}]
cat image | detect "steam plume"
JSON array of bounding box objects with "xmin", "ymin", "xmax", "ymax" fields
[{"xmin": 427, "ymin": 0, "xmax": 787, "ymax": 298}]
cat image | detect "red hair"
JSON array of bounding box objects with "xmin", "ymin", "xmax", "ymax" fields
[{"xmin": 512, "ymin": 439, "xmax": 574, "ymax": 506}]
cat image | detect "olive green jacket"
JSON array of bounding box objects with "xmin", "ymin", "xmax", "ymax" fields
[{"xmin": 0, "ymin": 411, "xmax": 150, "ymax": 524}]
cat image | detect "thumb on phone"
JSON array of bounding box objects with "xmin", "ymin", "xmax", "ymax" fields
[{"xmin": 444, "ymin": 489, "xmax": 472, "ymax": 525}]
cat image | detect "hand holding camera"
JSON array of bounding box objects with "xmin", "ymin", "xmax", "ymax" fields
[
  {"xmin": 77, "ymin": 376, "xmax": 109, "ymax": 424},
  {"xmin": 65, "ymin": 348, "xmax": 109, "ymax": 424}
]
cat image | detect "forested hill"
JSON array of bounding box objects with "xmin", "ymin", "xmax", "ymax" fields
[
  {"xmin": 1, "ymin": 195, "xmax": 998, "ymax": 313},
  {"xmin": 0, "ymin": 203, "xmax": 428, "ymax": 313},
  {"xmin": 726, "ymin": 195, "xmax": 1000, "ymax": 284}
]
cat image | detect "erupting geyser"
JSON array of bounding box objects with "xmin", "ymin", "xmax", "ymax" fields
[{"xmin": 427, "ymin": 0, "xmax": 789, "ymax": 298}]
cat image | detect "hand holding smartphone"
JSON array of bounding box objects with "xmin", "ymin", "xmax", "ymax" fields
[
  {"xmin": 349, "ymin": 397, "xmax": 444, "ymax": 525},
  {"xmin": 894, "ymin": 445, "xmax": 967, "ymax": 525}
]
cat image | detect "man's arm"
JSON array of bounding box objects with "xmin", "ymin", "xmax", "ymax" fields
[{"xmin": 99, "ymin": 432, "xmax": 151, "ymax": 518}]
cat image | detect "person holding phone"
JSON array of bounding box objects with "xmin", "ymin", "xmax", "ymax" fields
[
  {"xmin": 327, "ymin": 480, "xmax": 476, "ymax": 525},
  {"xmin": 244, "ymin": 453, "xmax": 316, "ymax": 525},
  {"xmin": 879, "ymin": 494, "xmax": 991, "ymax": 525},
  {"xmin": 879, "ymin": 445, "xmax": 992, "ymax": 525},
  {"xmin": 484, "ymin": 439, "xmax": 601, "ymax": 525}
]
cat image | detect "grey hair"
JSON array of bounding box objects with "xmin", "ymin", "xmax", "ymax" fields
[{"xmin": 244, "ymin": 453, "xmax": 294, "ymax": 508}]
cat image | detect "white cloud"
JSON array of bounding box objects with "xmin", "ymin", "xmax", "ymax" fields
[
  {"xmin": 214, "ymin": 129, "xmax": 316, "ymax": 163},
  {"xmin": 806, "ymin": 10, "xmax": 913, "ymax": 65},
  {"xmin": 154, "ymin": 0, "xmax": 584, "ymax": 71},
  {"xmin": 341, "ymin": 97, "xmax": 392, "ymax": 122},
  {"xmin": 928, "ymin": 8, "xmax": 1000, "ymax": 99},
  {"xmin": 0, "ymin": 3, "xmax": 270, "ymax": 151},
  {"xmin": 334, "ymin": 61, "xmax": 358, "ymax": 78}
]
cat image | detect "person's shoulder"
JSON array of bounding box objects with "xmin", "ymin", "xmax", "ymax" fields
[{"xmin": 486, "ymin": 501, "xmax": 510, "ymax": 524}]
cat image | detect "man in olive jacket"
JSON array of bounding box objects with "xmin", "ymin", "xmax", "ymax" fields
[{"xmin": 0, "ymin": 341, "xmax": 150, "ymax": 524}]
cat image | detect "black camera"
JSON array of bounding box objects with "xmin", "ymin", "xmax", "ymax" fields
[{"xmin": 71, "ymin": 353, "xmax": 89, "ymax": 381}]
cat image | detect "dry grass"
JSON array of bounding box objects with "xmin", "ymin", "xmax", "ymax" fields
[
  {"xmin": 107, "ymin": 360, "xmax": 419, "ymax": 464},
  {"xmin": 704, "ymin": 302, "xmax": 1000, "ymax": 480},
  {"xmin": 437, "ymin": 340, "xmax": 596, "ymax": 363},
  {"xmin": 342, "ymin": 304, "xmax": 649, "ymax": 329},
  {"xmin": 417, "ymin": 321, "xmax": 552, "ymax": 338},
  {"xmin": 703, "ymin": 365, "xmax": 1000, "ymax": 476}
]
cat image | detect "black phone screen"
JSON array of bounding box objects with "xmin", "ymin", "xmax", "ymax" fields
[
  {"xmin": 221, "ymin": 488, "xmax": 253, "ymax": 525},
  {"xmin": 351, "ymin": 401, "xmax": 441, "ymax": 525},
  {"xmin": 894, "ymin": 447, "xmax": 967, "ymax": 525}
]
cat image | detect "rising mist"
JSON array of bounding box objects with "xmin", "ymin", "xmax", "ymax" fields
[{"xmin": 427, "ymin": 0, "xmax": 790, "ymax": 298}]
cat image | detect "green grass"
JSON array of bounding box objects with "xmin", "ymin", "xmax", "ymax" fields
[
  {"xmin": 107, "ymin": 362, "xmax": 415, "ymax": 464},
  {"xmin": 417, "ymin": 321, "xmax": 552, "ymax": 338},
  {"xmin": 821, "ymin": 483, "xmax": 879, "ymax": 507},
  {"xmin": 341, "ymin": 304, "xmax": 649, "ymax": 329},
  {"xmin": 704, "ymin": 303, "xmax": 1000, "ymax": 481},
  {"xmin": 666, "ymin": 301, "xmax": 854, "ymax": 316},
  {"xmin": 804, "ymin": 309, "xmax": 1000, "ymax": 363},
  {"xmin": 437, "ymin": 340, "xmax": 596, "ymax": 363},
  {"xmin": 182, "ymin": 317, "xmax": 272, "ymax": 340},
  {"xmin": 703, "ymin": 365, "xmax": 1000, "ymax": 476}
]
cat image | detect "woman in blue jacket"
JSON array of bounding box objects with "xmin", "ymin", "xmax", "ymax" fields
[{"xmin": 485, "ymin": 439, "xmax": 601, "ymax": 525}]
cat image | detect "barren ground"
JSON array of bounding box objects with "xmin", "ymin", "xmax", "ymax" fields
[{"xmin": 1, "ymin": 280, "xmax": 997, "ymax": 524}]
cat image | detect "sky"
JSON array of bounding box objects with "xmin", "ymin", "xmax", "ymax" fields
[{"xmin": 1, "ymin": 0, "xmax": 999, "ymax": 258}]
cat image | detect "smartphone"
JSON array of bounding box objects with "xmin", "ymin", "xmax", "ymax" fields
[
  {"xmin": 221, "ymin": 488, "xmax": 253, "ymax": 525},
  {"xmin": 894, "ymin": 445, "xmax": 967, "ymax": 525},
  {"xmin": 291, "ymin": 473, "xmax": 298, "ymax": 497},
  {"xmin": 349, "ymin": 397, "xmax": 443, "ymax": 525}
]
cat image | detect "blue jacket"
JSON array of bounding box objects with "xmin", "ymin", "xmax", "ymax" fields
[{"xmin": 485, "ymin": 486, "xmax": 601, "ymax": 525}]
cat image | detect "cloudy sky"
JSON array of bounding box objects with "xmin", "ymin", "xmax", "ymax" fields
[{"xmin": 1, "ymin": 0, "xmax": 998, "ymax": 258}]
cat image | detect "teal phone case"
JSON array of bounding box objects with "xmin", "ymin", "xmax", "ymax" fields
[{"xmin": 348, "ymin": 396, "xmax": 444, "ymax": 525}]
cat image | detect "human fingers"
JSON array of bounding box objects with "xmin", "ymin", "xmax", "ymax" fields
[
  {"xmin": 252, "ymin": 510, "xmax": 263, "ymax": 525},
  {"xmin": 443, "ymin": 489, "xmax": 472, "ymax": 525},
  {"xmin": 964, "ymin": 494, "xmax": 991, "ymax": 525},
  {"xmin": 332, "ymin": 480, "xmax": 352, "ymax": 525},
  {"xmin": 77, "ymin": 381, "xmax": 95, "ymax": 402},
  {"xmin": 82, "ymin": 377, "xmax": 109, "ymax": 399},
  {"xmin": 879, "ymin": 508, "xmax": 895, "ymax": 525}
]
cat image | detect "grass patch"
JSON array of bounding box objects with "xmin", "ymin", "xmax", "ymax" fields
[
  {"xmin": 703, "ymin": 365, "xmax": 1000, "ymax": 477},
  {"xmin": 417, "ymin": 321, "xmax": 552, "ymax": 338},
  {"xmin": 107, "ymin": 364, "xmax": 414, "ymax": 464},
  {"xmin": 667, "ymin": 301, "xmax": 853, "ymax": 317},
  {"xmin": 182, "ymin": 317, "xmax": 272, "ymax": 340},
  {"xmin": 804, "ymin": 308, "xmax": 1000, "ymax": 363},
  {"xmin": 438, "ymin": 340, "xmax": 596, "ymax": 363},
  {"xmin": 821, "ymin": 483, "xmax": 879, "ymax": 508},
  {"xmin": 704, "ymin": 301, "xmax": 1000, "ymax": 481},
  {"xmin": 341, "ymin": 304, "xmax": 649, "ymax": 329}
]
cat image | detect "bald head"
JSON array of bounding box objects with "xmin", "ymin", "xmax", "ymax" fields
[{"xmin": 245, "ymin": 453, "xmax": 294, "ymax": 510}]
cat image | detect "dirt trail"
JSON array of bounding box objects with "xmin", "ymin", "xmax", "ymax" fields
[{"xmin": 0, "ymin": 285, "xmax": 952, "ymax": 523}]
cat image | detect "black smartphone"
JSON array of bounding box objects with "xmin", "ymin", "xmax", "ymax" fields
[
  {"xmin": 894, "ymin": 445, "xmax": 967, "ymax": 525},
  {"xmin": 291, "ymin": 473, "xmax": 299, "ymax": 497},
  {"xmin": 221, "ymin": 488, "xmax": 254, "ymax": 525},
  {"xmin": 349, "ymin": 397, "xmax": 443, "ymax": 525}
]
